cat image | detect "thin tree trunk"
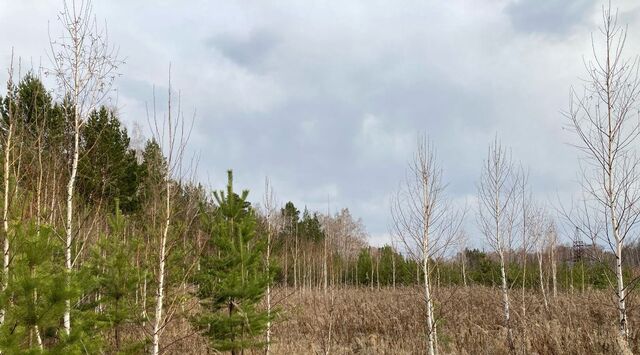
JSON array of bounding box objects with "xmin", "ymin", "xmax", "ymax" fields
[
  {"xmin": 294, "ymin": 222, "xmax": 298, "ymax": 290},
  {"xmin": 499, "ymin": 253, "xmax": 514, "ymax": 352},
  {"xmin": 537, "ymin": 250, "xmax": 548, "ymax": 312},
  {"xmin": 142, "ymin": 274, "xmax": 148, "ymax": 327},
  {"xmin": 34, "ymin": 120, "xmax": 44, "ymax": 349},
  {"xmin": 151, "ymin": 180, "xmax": 171, "ymax": 355},
  {"xmin": 264, "ymin": 181, "xmax": 273, "ymax": 355},
  {"xmin": 615, "ymin": 240, "xmax": 628, "ymax": 338},
  {"xmin": 392, "ymin": 251, "xmax": 396, "ymax": 290},
  {"xmin": 0, "ymin": 118, "xmax": 12, "ymax": 326},
  {"xmin": 63, "ymin": 73, "xmax": 81, "ymax": 335},
  {"xmin": 376, "ymin": 254, "xmax": 380, "ymax": 290},
  {"xmin": 424, "ymin": 254, "xmax": 436, "ymax": 355},
  {"xmin": 551, "ymin": 244, "xmax": 557, "ymax": 298}
]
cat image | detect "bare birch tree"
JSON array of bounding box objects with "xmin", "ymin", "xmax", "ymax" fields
[
  {"xmin": 564, "ymin": 4, "xmax": 640, "ymax": 343},
  {"xmin": 518, "ymin": 168, "xmax": 532, "ymax": 347},
  {"xmin": 458, "ymin": 230, "xmax": 468, "ymax": 288},
  {"xmin": 477, "ymin": 137, "xmax": 519, "ymax": 352},
  {"xmin": 0, "ymin": 53, "xmax": 17, "ymax": 326},
  {"xmin": 529, "ymin": 205, "xmax": 549, "ymax": 312},
  {"xmin": 324, "ymin": 197, "xmax": 330, "ymax": 294},
  {"xmin": 262, "ymin": 178, "xmax": 278, "ymax": 354},
  {"xmin": 147, "ymin": 70, "xmax": 191, "ymax": 355},
  {"xmin": 391, "ymin": 136, "xmax": 464, "ymax": 355},
  {"xmin": 48, "ymin": 0, "xmax": 120, "ymax": 334},
  {"xmin": 547, "ymin": 220, "xmax": 558, "ymax": 299}
]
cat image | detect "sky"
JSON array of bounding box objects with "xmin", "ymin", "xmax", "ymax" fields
[{"xmin": 2, "ymin": 0, "xmax": 640, "ymax": 247}]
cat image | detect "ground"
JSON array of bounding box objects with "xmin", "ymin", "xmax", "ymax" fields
[{"xmin": 163, "ymin": 286, "xmax": 637, "ymax": 354}]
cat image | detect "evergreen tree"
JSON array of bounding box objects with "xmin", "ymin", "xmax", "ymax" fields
[
  {"xmin": 299, "ymin": 209, "xmax": 324, "ymax": 243},
  {"xmin": 281, "ymin": 202, "xmax": 299, "ymax": 226},
  {"xmin": 357, "ymin": 248, "xmax": 373, "ymax": 286},
  {"xmin": 193, "ymin": 170, "xmax": 272, "ymax": 354},
  {"xmin": 139, "ymin": 139, "xmax": 167, "ymax": 207},
  {"xmin": 0, "ymin": 222, "xmax": 101, "ymax": 353},
  {"xmin": 280, "ymin": 201, "xmax": 300, "ymax": 243},
  {"xmin": 378, "ymin": 246, "xmax": 396, "ymax": 286},
  {"xmin": 15, "ymin": 73, "xmax": 53, "ymax": 130},
  {"xmin": 85, "ymin": 201, "xmax": 144, "ymax": 353},
  {"xmin": 15, "ymin": 73, "xmax": 65, "ymax": 145},
  {"xmin": 78, "ymin": 107, "xmax": 142, "ymax": 213}
]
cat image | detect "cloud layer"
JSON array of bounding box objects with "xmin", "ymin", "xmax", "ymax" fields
[{"xmin": 2, "ymin": 0, "xmax": 640, "ymax": 246}]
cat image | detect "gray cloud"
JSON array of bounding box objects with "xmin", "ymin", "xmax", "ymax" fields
[
  {"xmin": 206, "ymin": 31, "xmax": 279, "ymax": 70},
  {"xmin": 3, "ymin": 0, "xmax": 639, "ymax": 247},
  {"xmin": 505, "ymin": 0, "xmax": 596, "ymax": 35}
]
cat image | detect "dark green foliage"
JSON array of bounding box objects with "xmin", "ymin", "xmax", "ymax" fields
[
  {"xmin": 1, "ymin": 74, "xmax": 66, "ymax": 149},
  {"xmin": 139, "ymin": 139, "xmax": 167, "ymax": 204},
  {"xmin": 464, "ymin": 249, "xmax": 500, "ymax": 286},
  {"xmin": 16, "ymin": 74, "xmax": 65, "ymax": 144},
  {"xmin": 299, "ymin": 208, "xmax": 324, "ymax": 243},
  {"xmin": 0, "ymin": 222, "xmax": 101, "ymax": 354},
  {"xmin": 78, "ymin": 107, "xmax": 142, "ymax": 213},
  {"xmin": 15, "ymin": 74, "xmax": 53, "ymax": 129},
  {"xmin": 193, "ymin": 170, "xmax": 273, "ymax": 353},
  {"xmin": 357, "ymin": 248, "xmax": 373, "ymax": 285},
  {"xmin": 85, "ymin": 201, "xmax": 144, "ymax": 353},
  {"xmin": 0, "ymin": 78, "xmax": 18, "ymax": 128},
  {"xmin": 281, "ymin": 202, "xmax": 299, "ymax": 226}
]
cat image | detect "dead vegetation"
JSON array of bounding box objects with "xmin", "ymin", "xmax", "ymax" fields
[{"xmin": 256, "ymin": 286, "xmax": 637, "ymax": 355}]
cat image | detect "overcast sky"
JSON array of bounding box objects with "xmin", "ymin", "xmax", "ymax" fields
[{"xmin": 2, "ymin": 0, "xmax": 640, "ymax": 247}]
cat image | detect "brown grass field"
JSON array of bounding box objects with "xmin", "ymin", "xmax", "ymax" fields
[{"xmin": 163, "ymin": 286, "xmax": 639, "ymax": 354}]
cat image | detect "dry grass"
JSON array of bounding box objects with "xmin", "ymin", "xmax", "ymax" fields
[
  {"xmin": 268, "ymin": 286, "xmax": 638, "ymax": 355},
  {"xmin": 160, "ymin": 286, "xmax": 640, "ymax": 354}
]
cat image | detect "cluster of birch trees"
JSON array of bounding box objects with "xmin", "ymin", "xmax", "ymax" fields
[{"xmin": 387, "ymin": 5, "xmax": 640, "ymax": 354}]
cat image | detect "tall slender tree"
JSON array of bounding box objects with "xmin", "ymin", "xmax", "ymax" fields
[
  {"xmin": 477, "ymin": 137, "xmax": 520, "ymax": 352},
  {"xmin": 391, "ymin": 136, "xmax": 463, "ymax": 355},
  {"xmin": 49, "ymin": 0, "xmax": 121, "ymax": 334},
  {"xmin": 565, "ymin": 4, "xmax": 640, "ymax": 345}
]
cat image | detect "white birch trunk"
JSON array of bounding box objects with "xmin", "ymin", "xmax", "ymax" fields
[
  {"xmin": 265, "ymin": 208, "xmax": 272, "ymax": 354},
  {"xmin": 392, "ymin": 251, "xmax": 396, "ymax": 290},
  {"xmin": 423, "ymin": 254, "xmax": 436, "ymax": 355},
  {"xmin": 499, "ymin": 253, "xmax": 513, "ymax": 350},
  {"xmin": 0, "ymin": 120, "xmax": 11, "ymax": 325},
  {"xmin": 615, "ymin": 239, "xmax": 628, "ymax": 338},
  {"xmin": 142, "ymin": 274, "xmax": 148, "ymax": 328},
  {"xmin": 551, "ymin": 244, "xmax": 557, "ymax": 299},
  {"xmin": 151, "ymin": 181, "xmax": 171, "ymax": 355},
  {"xmin": 422, "ymin": 179, "xmax": 437, "ymax": 355},
  {"xmin": 323, "ymin": 230, "xmax": 328, "ymax": 294},
  {"xmin": 63, "ymin": 105, "xmax": 79, "ymax": 335},
  {"xmin": 537, "ymin": 250, "xmax": 548, "ymax": 312}
]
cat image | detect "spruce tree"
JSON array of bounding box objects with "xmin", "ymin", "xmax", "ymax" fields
[
  {"xmin": 193, "ymin": 170, "xmax": 272, "ymax": 354},
  {"xmin": 78, "ymin": 107, "xmax": 142, "ymax": 213},
  {"xmin": 299, "ymin": 209, "xmax": 324, "ymax": 243}
]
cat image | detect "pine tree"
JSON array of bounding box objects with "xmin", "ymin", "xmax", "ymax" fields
[
  {"xmin": 85, "ymin": 200, "xmax": 144, "ymax": 353},
  {"xmin": 0, "ymin": 222, "xmax": 101, "ymax": 353},
  {"xmin": 193, "ymin": 170, "xmax": 272, "ymax": 354}
]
